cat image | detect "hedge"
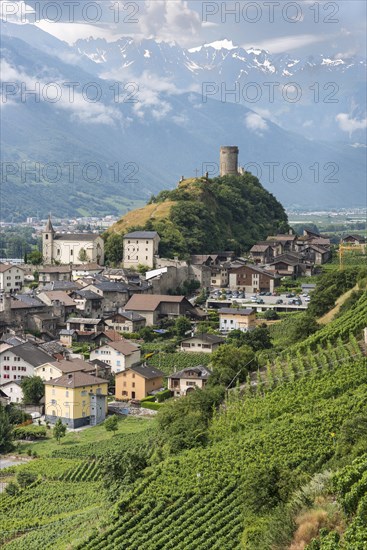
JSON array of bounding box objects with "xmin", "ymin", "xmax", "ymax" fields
[{"xmin": 13, "ymin": 425, "xmax": 47, "ymax": 440}]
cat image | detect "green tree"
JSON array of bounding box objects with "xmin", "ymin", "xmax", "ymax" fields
[
  {"xmin": 208, "ymin": 344, "xmax": 255, "ymax": 387},
  {"xmin": 175, "ymin": 316, "xmax": 192, "ymax": 337},
  {"xmin": 78, "ymin": 248, "xmax": 88, "ymax": 262},
  {"xmin": 21, "ymin": 376, "xmax": 44, "ymax": 405},
  {"xmin": 53, "ymin": 419, "xmax": 67, "ymax": 444},
  {"xmin": 0, "ymin": 404, "xmax": 13, "ymax": 453},
  {"xmin": 28, "ymin": 250, "xmax": 43, "ymax": 265},
  {"xmin": 104, "ymin": 233, "xmax": 124, "ymax": 265},
  {"xmin": 138, "ymin": 326, "xmax": 155, "ymax": 342},
  {"xmin": 104, "ymin": 415, "xmax": 119, "ymax": 435}
]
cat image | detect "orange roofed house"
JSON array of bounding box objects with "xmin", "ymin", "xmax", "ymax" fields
[{"xmin": 115, "ymin": 364, "xmax": 165, "ymax": 400}]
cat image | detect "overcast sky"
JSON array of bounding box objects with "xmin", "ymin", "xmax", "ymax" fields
[{"xmin": 2, "ymin": 0, "xmax": 366, "ymax": 57}]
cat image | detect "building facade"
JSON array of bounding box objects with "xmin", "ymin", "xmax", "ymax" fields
[
  {"xmin": 0, "ymin": 264, "xmax": 24, "ymax": 292},
  {"xmin": 123, "ymin": 231, "xmax": 160, "ymax": 269}
]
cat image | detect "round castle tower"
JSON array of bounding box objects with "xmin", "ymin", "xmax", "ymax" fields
[{"xmin": 220, "ymin": 146, "xmax": 239, "ymax": 177}]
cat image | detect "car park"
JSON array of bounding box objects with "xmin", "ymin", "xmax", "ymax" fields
[{"xmin": 276, "ymin": 299, "xmax": 283, "ymax": 304}]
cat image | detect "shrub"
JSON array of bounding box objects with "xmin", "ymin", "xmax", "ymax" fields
[
  {"xmin": 141, "ymin": 396, "xmax": 156, "ymax": 403},
  {"xmin": 5, "ymin": 481, "xmax": 20, "ymax": 496},
  {"xmin": 17, "ymin": 470, "xmax": 38, "ymax": 488},
  {"xmin": 156, "ymin": 389, "xmax": 172, "ymax": 403},
  {"xmin": 13, "ymin": 425, "xmax": 47, "ymax": 440}
]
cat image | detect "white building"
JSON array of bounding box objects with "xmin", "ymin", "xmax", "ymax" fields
[
  {"xmin": 0, "ymin": 380, "xmax": 23, "ymax": 403},
  {"xmin": 89, "ymin": 340, "xmax": 141, "ymax": 374},
  {"xmin": 42, "ymin": 216, "xmax": 104, "ymax": 265},
  {"xmin": 0, "ymin": 263, "xmax": 24, "ymax": 292},
  {"xmin": 123, "ymin": 231, "xmax": 160, "ymax": 269},
  {"xmin": 0, "ymin": 342, "xmax": 52, "ymax": 384}
]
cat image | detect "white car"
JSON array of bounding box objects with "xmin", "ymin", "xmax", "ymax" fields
[{"xmin": 305, "ymin": 296, "xmax": 311, "ymax": 302}]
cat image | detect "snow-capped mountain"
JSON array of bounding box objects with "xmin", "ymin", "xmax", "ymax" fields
[{"xmin": 0, "ymin": 22, "xmax": 365, "ymax": 219}]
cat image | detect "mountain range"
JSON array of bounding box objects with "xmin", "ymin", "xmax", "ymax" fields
[{"xmin": 1, "ymin": 21, "xmax": 366, "ymax": 220}]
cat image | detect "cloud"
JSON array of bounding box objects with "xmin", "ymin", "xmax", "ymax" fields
[
  {"xmin": 243, "ymin": 33, "xmax": 330, "ymax": 54},
  {"xmin": 0, "ymin": 59, "xmax": 122, "ymax": 126},
  {"xmin": 0, "ymin": 0, "xmax": 34, "ymax": 24},
  {"xmin": 336, "ymin": 113, "xmax": 367, "ymax": 135},
  {"xmin": 244, "ymin": 112, "xmax": 268, "ymax": 135}
]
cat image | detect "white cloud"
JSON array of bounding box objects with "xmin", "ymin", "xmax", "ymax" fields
[
  {"xmin": 350, "ymin": 142, "xmax": 367, "ymax": 148},
  {"xmin": 244, "ymin": 112, "xmax": 268, "ymax": 135},
  {"xmin": 0, "ymin": 1, "xmax": 34, "ymax": 24},
  {"xmin": 336, "ymin": 113, "xmax": 367, "ymax": 135},
  {"xmin": 0, "ymin": 59, "xmax": 122, "ymax": 126},
  {"xmin": 243, "ymin": 34, "xmax": 330, "ymax": 54}
]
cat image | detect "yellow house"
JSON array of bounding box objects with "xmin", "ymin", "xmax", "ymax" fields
[
  {"xmin": 218, "ymin": 307, "xmax": 256, "ymax": 333},
  {"xmin": 115, "ymin": 364, "xmax": 165, "ymax": 401},
  {"xmin": 35, "ymin": 358, "xmax": 93, "ymax": 381},
  {"xmin": 44, "ymin": 371, "xmax": 108, "ymax": 428}
]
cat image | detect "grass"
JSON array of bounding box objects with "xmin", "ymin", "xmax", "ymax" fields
[
  {"xmin": 318, "ymin": 284, "xmax": 359, "ymax": 325},
  {"xmin": 16, "ymin": 416, "xmax": 152, "ymax": 457},
  {"xmin": 109, "ymin": 200, "xmax": 176, "ymax": 234}
]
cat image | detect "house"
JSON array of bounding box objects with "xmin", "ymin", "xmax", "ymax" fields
[
  {"xmin": 180, "ymin": 333, "xmax": 225, "ymax": 353},
  {"xmin": 228, "ymin": 265, "xmax": 281, "ymax": 293},
  {"xmin": 59, "ymin": 329, "xmax": 78, "ymax": 347},
  {"xmin": 42, "ymin": 216, "xmax": 104, "ymax": 265},
  {"xmin": 66, "ymin": 317, "xmax": 105, "ymax": 333},
  {"xmin": 105, "ymin": 312, "xmax": 146, "ymax": 334},
  {"xmin": 0, "ymin": 342, "xmax": 53, "ymax": 383},
  {"xmin": 34, "ymin": 357, "xmax": 94, "ymax": 381},
  {"xmin": 89, "ymin": 340, "xmax": 141, "ymax": 373},
  {"xmin": 210, "ymin": 265, "xmax": 230, "ymax": 288},
  {"xmin": 0, "ymin": 388, "xmax": 10, "ymax": 406},
  {"xmin": 38, "ymin": 266, "xmax": 72, "ymax": 288},
  {"xmin": 123, "ymin": 294, "xmax": 198, "ymax": 325},
  {"xmin": 37, "ymin": 291, "xmax": 77, "ymax": 320},
  {"xmin": 0, "ymin": 263, "xmax": 24, "ymax": 292},
  {"xmin": 302, "ymin": 245, "xmax": 331, "ymax": 265},
  {"xmin": 267, "ymin": 253, "xmax": 314, "ymax": 278},
  {"xmin": 123, "ymin": 231, "xmax": 160, "ymax": 269},
  {"xmin": 0, "ymin": 380, "xmax": 23, "ymax": 403},
  {"xmin": 341, "ymin": 235, "xmax": 366, "ymax": 245},
  {"xmin": 218, "ymin": 308, "xmax": 256, "ymax": 333},
  {"xmin": 44, "ymin": 371, "xmax": 108, "ymax": 428},
  {"xmin": 249, "ymin": 244, "xmax": 274, "ymax": 265},
  {"xmin": 81, "ymin": 280, "xmax": 130, "ymax": 313},
  {"xmin": 167, "ymin": 365, "xmax": 212, "ymax": 397},
  {"xmin": 115, "ymin": 363, "xmax": 165, "ymax": 400},
  {"xmin": 71, "ymin": 289, "xmax": 104, "ymax": 317}
]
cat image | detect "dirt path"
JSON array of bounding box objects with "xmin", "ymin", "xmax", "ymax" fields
[{"xmin": 318, "ymin": 284, "xmax": 359, "ymax": 325}]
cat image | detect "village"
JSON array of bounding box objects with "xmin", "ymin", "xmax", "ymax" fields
[{"xmin": 1, "ymin": 205, "xmax": 363, "ymax": 431}]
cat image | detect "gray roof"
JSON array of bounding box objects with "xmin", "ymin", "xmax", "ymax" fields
[
  {"xmin": 169, "ymin": 365, "xmax": 212, "ymax": 379},
  {"xmin": 182, "ymin": 333, "xmax": 225, "ymax": 344},
  {"xmin": 59, "ymin": 329, "xmax": 77, "ymax": 335},
  {"xmin": 73, "ymin": 289, "xmax": 102, "ymax": 300},
  {"xmin": 219, "ymin": 308, "xmax": 255, "ymax": 315},
  {"xmin": 41, "ymin": 281, "xmax": 80, "ymax": 291},
  {"xmin": 54, "ymin": 233, "xmax": 100, "ymax": 241},
  {"xmin": 39, "ymin": 340, "xmax": 67, "ymax": 356},
  {"xmin": 93, "ymin": 281, "xmax": 129, "ymax": 293},
  {"xmin": 124, "ymin": 231, "xmax": 159, "ymax": 239},
  {"xmin": 5, "ymin": 342, "xmax": 53, "ymax": 367},
  {"xmin": 127, "ymin": 363, "xmax": 165, "ymax": 379},
  {"xmin": 14, "ymin": 294, "xmax": 45, "ymax": 308},
  {"xmin": 67, "ymin": 318, "xmax": 104, "ymax": 325},
  {"xmin": 118, "ymin": 311, "xmax": 145, "ymax": 322}
]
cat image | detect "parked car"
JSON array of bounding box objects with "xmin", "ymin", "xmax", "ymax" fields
[
  {"xmin": 251, "ymin": 297, "xmax": 258, "ymax": 303},
  {"xmin": 305, "ymin": 296, "xmax": 311, "ymax": 302},
  {"xmin": 259, "ymin": 291, "xmax": 266, "ymax": 296},
  {"xmin": 256, "ymin": 298, "xmax": 265, "ymax": 304},
  {"xmin": 265, "ymin": 292, "xmax": 272, "ymax": 296},
  {"xmin": 237, "ymin": 292, "xmax": 244, "ymax": 299},
  {"xmin": 276, "ymin": 299, "xmax": 283, "ymax": 304}
]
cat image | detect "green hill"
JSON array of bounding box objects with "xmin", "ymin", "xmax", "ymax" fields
[{"xmin": 106, "ymin": 174, "xmax": 289, "ymax": 258}]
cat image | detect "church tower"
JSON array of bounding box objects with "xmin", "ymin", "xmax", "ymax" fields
[{"xmin": 43, "ymin": 215, "xmax": 55, "ymax": 264}]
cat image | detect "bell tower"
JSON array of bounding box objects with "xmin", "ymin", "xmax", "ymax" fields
[{"xmin": 43, "ymin": 215, "xmax": 55, "ymax": 264}]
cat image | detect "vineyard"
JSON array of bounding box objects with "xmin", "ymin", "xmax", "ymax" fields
[
  {"xmin": 142, "ymin": 349, "xmax": 212, "ymax": 374},
  {"xmin": 71, "ymin": 346, "xmax": 367, "ymax": 549}
]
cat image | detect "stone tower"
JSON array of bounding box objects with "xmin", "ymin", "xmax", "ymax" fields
[
  {"xmin": 220, "ymin": 146, "xmax": 239, "ymax": 177},
  {"xmin": 43, "ymin": 215, "xmax": 55, "ymax": 264}
]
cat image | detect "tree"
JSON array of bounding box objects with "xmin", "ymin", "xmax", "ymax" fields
[
  {"xmin": 53, "ymin": 418, "xmax": 67, "ymax": 444},
  {"xmin": 208, "ymin": 344, "xmax": 255, "ymax": 387},
  {"xmin": 104, "ymin": 233, "xmax": 124, "ymax": 265},
  {"xmin": 21, "ymin": 376, "xmax": 44, "ymax": 405},
  {"xmin": 28, "ymin": 250, "xmax": 43, "ymax": 265},
  {"xmin": 104, "ymin": 415, "xmax": 119, "ymax": 435},
  {"xmin": 138, "ymin": 326, "xmax": 155, "ymax": 342},
  {"xmin": 174, "ymin": 316, "xmax": 192, "ymax": 337},
  {"xmin": 0, "ymin": 404, "xmax": 12, "ymax": 453},
  {"xmin": 78, "ymin": 248, "xmax": 88, "ymax": 262},
  {"xmin": 17, "ymin": 470, "xmax": 37, "ymax": 488}
]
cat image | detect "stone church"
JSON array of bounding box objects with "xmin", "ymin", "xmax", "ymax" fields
[{"xmin": 42, "ymin": 217, "xmax": 104, "ymax": 265}]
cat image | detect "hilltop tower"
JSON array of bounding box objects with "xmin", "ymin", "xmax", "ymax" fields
[
  {"xmin": 220, "ymin": 146, "xmax": 239, "ymax": 177},
  {"xmin": 42, "ymin": 215, "xmax": 55, "ymax": 264}
]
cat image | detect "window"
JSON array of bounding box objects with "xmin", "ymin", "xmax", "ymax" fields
[
  {"xmin": 52, "ymin": 410, "xmax": 55, "ymax": 416},
  {"xmin": 123, "ymin": 381, "xmax": 126, "ymax": 387},
  {"xmin": 132, "ymin": 373, "xmax": 135, "ymax": 379},
  {"xmin": 82, "ymin": 412, "xmax": 86, "ymax": 417},
  {"xmin": 51, "ymin": 399, "xmax": 56, "ymax": 405},
  {"xmin": 65, "ymin": 391, "xmax": 69, "ymax": 397},
  {"xmin": 70, "ymin": 250, "xmax": 73, "ymax": 256},
  {"xmin": 52, "ymin": 389, "xmax": 55, "ymax": 396},
  {"xmin": 132, "ymin": 382, "xmax": 135, "ymax": 388}
]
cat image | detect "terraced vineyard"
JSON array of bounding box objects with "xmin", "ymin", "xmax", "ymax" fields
[{"xmin": 72, "ymin": 348, "xmax": 367, "ymax": 549}]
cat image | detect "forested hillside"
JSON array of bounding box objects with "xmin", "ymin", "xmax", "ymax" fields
[{"xmin": 105, "ymin": 174, "xmax": 289, "ymax": 260}]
